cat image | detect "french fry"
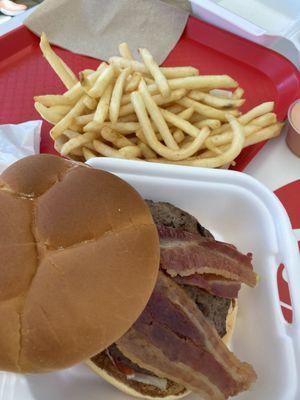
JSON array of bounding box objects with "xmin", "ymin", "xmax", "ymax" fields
[
  {"xmin": 109, "ymin": 67, "xmax": 131, "ymax": 123},
  {"xmin": 83, "ymin": 96, "xmax": 98, "ymax": 110},
  {"xmin": 108, "ymin": 122, "xmax": 140, "ymax": 133},
  {"xmin": 88, "ymin": 64, "xmax": 115, "ymax": 98},
  {"xmin": 34, "ymin": 94, "xmax": 75, "ymax": 107},
  {"xmin": 177, "ymin": 97, "xmax": 239, "ymax": 122},
  {"xmin": 173, "ymin": 129, "xmax": 185, "ymax": 144},
  {"xmin": 157, "ymin": 66, "xmax": 199, "ymax": 78},
  {"xmin": 244, "ymin": 123, "xmax": 283, "ymax": 147},
  {"xmin": 131, "ymin": 91, "xmax": 210, "ymax": 160},
  {"xmin": 250, "ymin": 112, "xmax": 277, "ymax": 126},
  {"xmin": 160, "ymin": 108, "xmax": 208, "ymax": 138},
  {"xmin": 75, "ymin": 113, "xmax": 95, "ymax": 125},
  {"xmin": 135, "ymin": 128, "xmax": 147, "ymax": 144},
  {"xmin": 93, "ymin": 139, "xmax": 126, "ymax": 158},
  {"xmin": 125, "ymin": 72, "xmax": 142, "ymax": 93},
  {"xmin": 54, "ymin": 135, "xmax": 67, "ymax": 152},
  {"xmin": 139, "ymin": 79, "xmax": 178, "ymax": 150},
  {"xmin": 165, "ymin": 104, "xmax": 185, "ymax": 114},
  {"xmin": 50, "ymin": 104, "xmax": 72, "ymax": 115},
  {"xmin": 118, "ymin": 114, "xmax": 138, "ymax": 122},
  {"xmin": 69, "ymin": 123, "xmax": 82, "ymax": 132},
  {"xmin": 34, "ymin": 102, "xmax": 62, "ymax": 124},
  {"xmin": 63, "ymin": 129, "xmax": 80, "ymax": 139},
  {"xmin": 82, "ymin": 146, "xmax": 97, "ymax": 160},
  {"xmin": 211, "ymin": 102, "xmax": 275, "ymax": 135},
  {"xmin": 138, "ymin": 142, "xmax": 157, "ymax": 159},
  {"xmin": 70, "ymin": 147, "xmax": 84, "ymax": 157},
  {"xmin": 101, "ymin": 126, "xmax": 134, "ymax": 148},
  {"xmin": 80, "ymin": 70, "xmax": 100, "ymax": 91},
  {"xmin": 119, "ymin": 88, "xmax": 187, "ymax": 117},
  {"xmin": 146, "ymin": 76, "xmax": 238, "ymax": 95},
  {"xmin": 119, "ymin": 42, "xmax": 134, "ymax": 60},
  {"xmin": 109, "ymin": 56, "xmax": 146, "ymax": 74},
  {"xmin": 195, "ymin": 119, "xmax": 222, "ymax": 130},
  {"xmin": 139, "ymin": 48, "xmax": 171, "ymax": 97},
  {"xmin": 144, "ymin": 76, "xmax": 155, "ymax": 84},
  {"xmin": 205, "ymin": 113, "xmax": 278, "ymax": 149},
  {"xmin": 177, "ymin": 107, "xmax": 194, "ymax": 120},
  {"xmin": 94, "ymin": 83, "xmax": 113, "ymax": 123},
  {"xmin": 83, "ymin": 121, "xmax": 102, "ymax": 133},
  {"xmin": 60, "ymin": 131, "xmax": 98, "ymax": 156},
  {"xmin": 109, "ymin": 56, "xmax": 199, "ymax": 78},
  {"xmin": 119, "ymin": 145, "xmax": 142, "ymax": 159},
  {"xmin": 35, "ymin": 102, "xmax": 59, "ymax": 123},
  {"xmin": 40, "ymin": 32, "xmax": 78, "ymax": 89},
  {"xmin": 209, "ymin": 89, "xmax": 233, "ymax": 98},
  {"xmin": 63, "ymin": 82, "xmax": 84, "ymax": 102},
  {"xmin": 50, "ymin": 96, "xmax": 88, "ymax": 139},
  {"xmin": 232, "ymin": 87, "xmax": 245, "ymax": 99},
  {"xmin": 188, "ymin": 90, "xmax": 245, "ymax": 109}
]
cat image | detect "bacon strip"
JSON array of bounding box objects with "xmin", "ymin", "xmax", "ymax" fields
[
  {"xmin": 158, "ymin": 225, "xmax": 257, "ymax": 287},
  {"xmin": 117, "ymin": 273, "xmax": 257, "ymax": 400},
  {"xmin": 174, "ymin": 274, "xmax": 241, "ymax": 299}
]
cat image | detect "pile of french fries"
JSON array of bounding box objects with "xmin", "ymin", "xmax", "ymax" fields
[{"xmin": 34, "ymin": 33, "xmax": 284, "ymax": 168}]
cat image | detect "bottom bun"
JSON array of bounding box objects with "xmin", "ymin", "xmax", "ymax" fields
[
  {"xmin": 86, "ymin": 300, "xmax": 238, "ymax": 399},
  {"xmin": 86, "ymin": 359, "xmax": 190, "ymax": 400}
]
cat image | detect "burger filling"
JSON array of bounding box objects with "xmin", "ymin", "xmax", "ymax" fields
[{"xmin": 90, "ymin": 202, "xmax": 257, "ymax": 400}]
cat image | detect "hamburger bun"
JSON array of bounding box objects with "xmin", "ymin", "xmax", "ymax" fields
[
  {"xmin": 86, "ymin": 300, "xmax": 238, "ymax": 399},
  {"xmin": 0, "ymin": 154, "xmax": 160, "ymax": 373}
]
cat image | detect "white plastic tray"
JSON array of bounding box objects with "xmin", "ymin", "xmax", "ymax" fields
[
  {"xmin": 1, "ymin": 159, "xmax": 299, "ymax": 400},
  {"xmin": 190, "ymin": 0, "xmax": 300, "ymax": 54}
]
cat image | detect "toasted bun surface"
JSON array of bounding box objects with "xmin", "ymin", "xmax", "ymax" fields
[
  {"xmin": 87, "ymin": 300, "xmax": 237, "ymax": 399},
  {"xmin": 0, "ymin": 154, "xmax": 160, "ymax": 373}
]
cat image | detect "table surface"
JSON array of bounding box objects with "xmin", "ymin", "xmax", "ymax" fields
[{"xmin": 0, "ymin": 5, "xmax": 299, "ymax": 320}]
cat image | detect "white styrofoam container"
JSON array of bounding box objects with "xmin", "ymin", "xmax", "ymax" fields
[
  {"xmin": 1, "ymin": 159, "xmax": 299, "ymax": 400},
  {"xmin": 190, "ymin": 0, "xmax": 300, "ymax": 54}
]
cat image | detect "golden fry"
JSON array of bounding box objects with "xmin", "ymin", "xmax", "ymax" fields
[
  {"xmin": 109, "ymin": 67, "xmax": 131, "ymax": 123},
  {"xmin": 61, "ymin": 131, "xmax": 98, "ymax": 156},
  {"xmin": 94, "ymin": 83, "xmax": 113, "ymax": 123},
  {"xmin": 188, "ymin": 90, "xmax": 245, "ymax": 109},
  {"xmin": 82, "ymin": 146, "xmax": 97, "ymax": 160},
  {"xmin": 119, "ymin": 42, "xmax": 134, "ymax": 60},
  {"xmin": 160, "ymin": 108, "xmax": 207, "ymax": 138},
  {"xmin": 93, "ymin": 139, "xmax": 125, "ymax": 158},
  {"xmin": 34, "ymin": 94, "xmax": 75, "ymax": 107},
  {"xmin": 35, "ymin": 102, "xmax": 62, "ymax": 124},
  {"xmin": 138, "ymin": 142, "xmax": 157, "ymax": 159},
  {"xmin": 88, "ymin": 64, "xmax": 115, "ymax": 98},
  {"xmin": 177, "ymin": 107, "xmax": 194, "ymax": 120},
  {"xmin": 75, "ymin": 113, "xmax": 95, "ymax": 125},
  {"xmin": 50, "ymin": 96, "xmax": 87, "ymax": 139},
  {"xmin": 139, "ymin": 48, "xmax": 171, "ymax": 97},
  {"xmin": 40, "ymin": 32, "xmax": 78, "ymax": 89},
  {"xmin": 125, "ymin": 72, "xmax": 142, "ymax": 93},
  {"xmin": 139, "ymin": 79, "xmax": 178, "ymax": 150},
  {"xmin": 177, "ymin": 97, "xmax": 238, "ymax": 122}
]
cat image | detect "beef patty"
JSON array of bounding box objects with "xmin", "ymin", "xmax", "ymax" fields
[{"xmin": 146, "ymin": 200, "xmax": 213, "ymax": 238}]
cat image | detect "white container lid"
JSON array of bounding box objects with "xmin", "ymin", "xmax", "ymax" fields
[{"xmin": 190, "ymin": 0, "xmax": 300, "ymax": 55}]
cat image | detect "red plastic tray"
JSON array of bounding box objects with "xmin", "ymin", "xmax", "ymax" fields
[{"xmin": 0, "ymin": 16, "xmax": 300, "ymax": 171}]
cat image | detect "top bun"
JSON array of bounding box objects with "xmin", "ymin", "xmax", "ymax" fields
[{"xmin": 0, "ymin": 155, "xmax": 159, "ymax": 373}]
